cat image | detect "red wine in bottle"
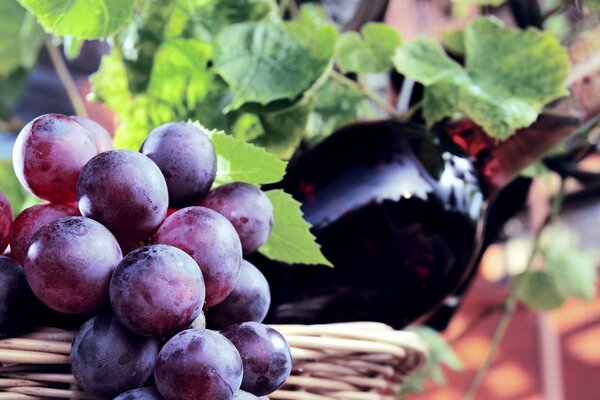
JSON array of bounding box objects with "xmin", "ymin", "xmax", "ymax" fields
[{"xmin": 252, "ymin": 115, "xmax": 579, "ymax": 329}]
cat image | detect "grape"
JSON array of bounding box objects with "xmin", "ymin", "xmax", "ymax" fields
[
  {"xmin": 207, "ymin": 260, "xmax": 271, "ymax": 329},
  {"xmin": 221, "ymin": 322, "xmax": 292, "ymax": 396},
  {"xmin": 12, "ymin": 113, "xmax": 98, "ymax": 203},
  {"xmin": 110, "ymin": 245, "xmax": 205, "ymax": 337},
  {"xmin": 154, "ymin": 207, "xmax": 242, "ymax": 307},
  {"xmin": 140, "ymin": 122, "xmax": 216, "ymax": 207},
  {"xmin": 71, "ymin": 116, "xmax": 114, "ymax": 153},
  {"xmin": 154, "ymin": 329, "xmax": 243, "ymax": 400},
  {"xmin": 71, "ymin": 312, "xmax": 159, "ymax": 397},
  {"xmin": 10, "ymin": 203, "xmax": 80, "ymax": 265},
  {"xmin": 199, "ymin": 183, "xmax": 273, "ymax": 255},
  {"xmin": 0, "ymin": 256, "xmax": 36, "ymax": 337},
  {"xmin": 0, "ymin": 192, "xmax": 12, "ymax": 254},
  {"xmin": 77, "ymin": 150, "xmax": 169, "ymax": 242},
  {"xmin": 24, "ymin": 216, "xmax": 122, "ymax": 313},
  {"xmin": 114, "ymin": 387, "xmax": 164, "ymax": 400}
]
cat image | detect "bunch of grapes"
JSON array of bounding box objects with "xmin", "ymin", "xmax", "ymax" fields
[{"xmin": 0, "ymin": 114, "xmax": 292, "ymax": 400}]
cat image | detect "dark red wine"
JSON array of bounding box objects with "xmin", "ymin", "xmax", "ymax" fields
[{"xmin": 254, "ymin": 116, "xmax": 579, "ymax": 329}]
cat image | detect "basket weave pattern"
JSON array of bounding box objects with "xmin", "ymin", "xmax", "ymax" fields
[{"xmin": 0, "ymin": 322, "xmax": 427, "ymax": 400}]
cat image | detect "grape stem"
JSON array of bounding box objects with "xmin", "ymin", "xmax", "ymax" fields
[
  {"xmin": 463, "ymin": 179, "xmax": 567, "ymax": 400},
  {"xmin": 330, "ymin": 70, "xmax": 412, "ymax": 121},
  {"xmin": 44, "ymin": 36, "xmax": 88, "ymax": 118}
]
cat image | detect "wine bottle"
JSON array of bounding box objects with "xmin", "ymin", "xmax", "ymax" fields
[{"xmin": 253, "ymin": 114, "xmax": 579, "ymax": 329}]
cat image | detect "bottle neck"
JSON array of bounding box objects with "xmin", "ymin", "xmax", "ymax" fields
[{"xmin": 444, "ymin": 114, "xmax": 580, "ymax": 195}]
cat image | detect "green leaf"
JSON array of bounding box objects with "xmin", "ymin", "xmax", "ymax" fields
[
  {"xmin": 147, "ymin": 39, "xmax": 213, "ymax": 108},
  {"xmin": 0, "ymin": 69, "xmax": 28, "ymax": 119},
  {"xmin": 544, "ymin": 247, "xmax": 597, "ymax": 301},
  {"xmin": 0, "ymin": 2, "xmax": 44, "ymax": 77},
  {"xmin": 18, "ymin": 0, "xmax": 135, "ymax": 39},
  {"xmin": 62, "ymin": 36, "xmax": 84, "ymax": 60},
  {"xmin": 0, "ymin": 159, "xmax": 27, "ymax": 217},
  {"xmin": 440, "ymin": 29, "xmax": 465, "ymax": 55},
  {"xmin": 516, "ymin": 271, "xmax": 565, "ymax": 311},
  {"xmin": 337, "ymin": 23, "xmax": 402, "ymax": 73},
  {"xmin": 214, "ymin": 19, "xmax": 337, "ymax": 110},
  {"xmin": 394, "ymin": 17, "xmax": 569, "ymax": 139},
  {"xmin": 402, "ymin": 326, "xmax": 463, "ymax": 392},
  {"xmin": 192, "ymin": 0, "xmax": 276, "ymax": 38},
  {"xmin": 200, "ymin": 127, "xmax": 287, "ymax": 186},
  {"xmin": 306, "ymin": 79, "xmax": 368, "ymax": 143},
  {"xmin": 255, "ymin": 100, "xmax": 313, "ymax": 159},
  {"xmin": 259, "ymin": 190, "xmax": 332, "ymax": 266}
]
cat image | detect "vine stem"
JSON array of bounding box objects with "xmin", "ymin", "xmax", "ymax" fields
[
  {"xmin": 463, "ymin": 179, "xmax": 567, "ymax": 400},
  {"xmin": 45, "ymin": 36, "xmax": 88, "ymax": 118},
  {"xmin": 330, "ymin": 70, "xmax": 409, "ymax": 121}
]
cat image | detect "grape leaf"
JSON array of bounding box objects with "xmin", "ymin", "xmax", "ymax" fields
[
  {"xmin": 337, "ymin": 23, "xmax": 402, "ymax": 73},
  {"xmin": 516, "ymin": 271, "xmax": 565, "ymax": 311},
  {"xmin": 18, "ymin": 0, "xmax": 135, "ymax": 39},
  {"xmin": 255, "ymin": 100, "xmax": 313, "ymax": 159},
  {"xmin": 403, "ymin": 325, "xmax": 464, "ymax": 392},
  {"xmin": 147, "ymin": 39, "xmax": 213, "ymax": 108},
  {"xmin": 394, "ymin": 17, "xmax": 569, "ymax": 140},
  {"xmin": 440, "ymin": 29, "xmax": 465, "ymax": 55},
  {"xmin": 544, "ymin": 246, "xmax": 597, "ymax": 301},
  {"xmin": 213, "ymin": 19, "xmax": 337, "ymax": 111},
  {"xmin": 260, "ymin": 190, "xmax": 332, "ymax": 266},
  {"xmin": 0, "ymin": 1, "xmax": 44, "ymax": 77},
  {"xmin": 192, "ymin": 0, "xmax": 276, "ymax": 38},
  {"xmin": 199, "ymin": 127, "xmax": 287, "ymax": 186},
  {"xmin": 306, "ymin": 79, "xmax": 368, "ymax": 143}
]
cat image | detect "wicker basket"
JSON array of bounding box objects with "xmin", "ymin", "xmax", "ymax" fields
[{"xmin": 0, "ymin": 322, "xmax": 427, "ymax": 400}]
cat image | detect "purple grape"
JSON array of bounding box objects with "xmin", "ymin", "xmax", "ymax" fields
[
  {"xmin": 0, "ymin": 256, "xmax": 36, "ymax": 337},
  {"xmin": 0, "ymin": 192, "xmax": 12, "ymax": 254},
  {"xmin": 154, "ymin": 207, "xmax": 242, "ymax": 307},
  {"xmin": 77, "ymin": 150, "xmax": 169, "ymax": 242},
  {"xmin": 200, "ymin": 183, "xmax": 273, "ymax": 255},
  {"xmin": 10, "ymin": 203, "xmax": 80, "ymax": 265},
  {"xmin": 222, "ymin": 322, "xmax": 292, "ymax": 396},
  {"xmin": 140, "ymin": 122, "xmax": 217, "ymax": 207},
  {"xmin": 207, "ymin": 260, "xmax": 271, "ymax": 329},
  {"xmin": 110, "ymin": 245, "xmax": 205, "ymax": 337},
  {"xmin": 24, "ymin": 216, "xmax": 122, "ymax": 313},
  {"xmin": 71, "ymin": 312, "xmax": 159, "ymax": 397},
  {"xmin": 154, "ymin": 329, "xmax": 243, "ymax": 400},
  {"xmin": 12, "ymin": 114, "xmax": 98, "ymax": 203},
  {"xmin": 113, "ymin": 387, "xmax": 164, "ymax": 400},
  {"xmin": 71, "ymin": 116, "xmax": 114, "ymax": 153}
]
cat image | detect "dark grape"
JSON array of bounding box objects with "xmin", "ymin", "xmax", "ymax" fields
[
  {"xmin": 200, "ymin": 183, "xmax": 273, "ymax": 255},
  {"xmin": 140, "ymin": 122, "xmax": 216, "ymax": 207},
  {"xmin": 154, "ymin": 207, "xmax": 242, "ymax": 307},
  {"xmin": 77, "ymin": 150, "xmax": 169, "ymax": 242},
  {"xmin": 12, "ymin": 113, "xmax": 97, "ymax": 203},
  {"xmin": 24, "ymin": 217, "xmax": 122, "ymax": 313},
  {"xmin": 10, "ymin": 203, "xmax": 80, "ymax": 265},
  {"xmin": 71, "ymin": 312, "xmax": 159, "ymax": 397},
  {"xmin": 71, "ymin": 116, "xmax": 114, "ymax": 153},
  {"xmin": 0, "ymin": 256, "xmax": 36, "ymax": 337},
  {"xmin": 113, "ymin": 387, "xmax": 164, "ymax": 400},
  {"xmin": 0, "ymin": 192, "xmax": 12, "ymax": 254},
  {"xmin": 207, "ymin": 260, "xmax": 271, "ymax": 329},
  {"xmin": 155, "ymin": 329, "xmax": 243, "ymax": 400},
  {"xmin": 110, "ymin": 245, "xmax": 205, "ymax": 337},
  {"xmin": 222, "ymin": 322, "xmax": 292, "ymax": 396}
]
